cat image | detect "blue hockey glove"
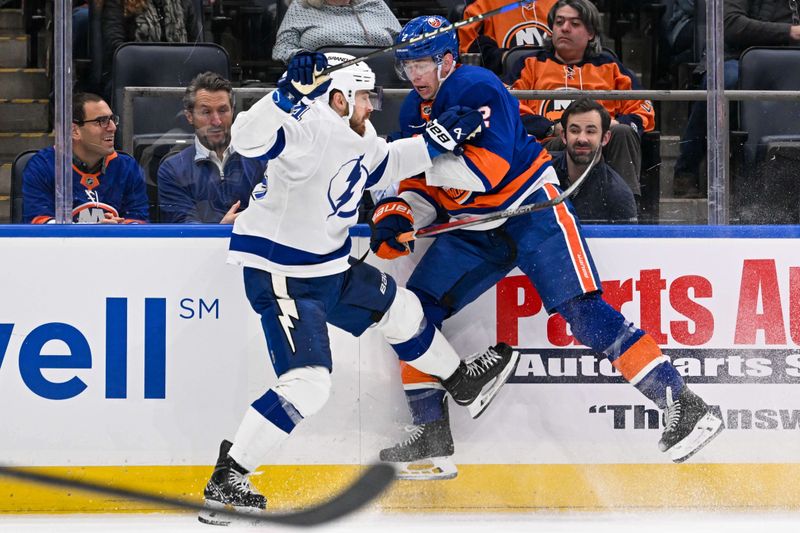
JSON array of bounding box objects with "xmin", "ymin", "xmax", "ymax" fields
[
  {"xmin": 423, "ymin": 105, "xmax": 484, "ymax": 158},
  {"xmin": 370, "ymin": 197, "xmax": 414, "ymax": 260},
  {"xmin": 274, "ymin": 52, "xmax": 332, "ymax": 111}
]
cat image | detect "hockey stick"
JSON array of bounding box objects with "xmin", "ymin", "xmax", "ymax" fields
[
  {"xmin": 0, "ymin": 463, "xmax": 395, "ymax": 527},
  {"xmin": 320, "ymin": 0, "xmax": 536, "ymax": 76},
  {"xmin": 397, "ymin": 148, "xmax": 601, "ymax": 243}
]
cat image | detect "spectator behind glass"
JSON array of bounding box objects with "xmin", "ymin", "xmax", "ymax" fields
[
  {"xmin": 508, "ymin": 0, "xmax": 655, "ymax": 200},
  {"xmin": 157, "ymin": 72, "xmax": 268, "ymax": 224},
  {"xmin": 101, "ymin": 0, "xmax": 200, "ymax": 82},
  {"xmin": 22, "ymin": 92, "xmax": 149, "ymax": 224},
  {"xmin": 552, "ymin": 97, "xmax": 637, "ymax": 223},
  {"xmin": 458, "ymin": 0, "xmax": 556, "ymax": 74},
  {"xmin": 272, "ymin": 0, "xmax": 400, "ymax": 64},
  {"xmin": 672, "ymin": 0, "xmax": 800, "ymax": 198}
]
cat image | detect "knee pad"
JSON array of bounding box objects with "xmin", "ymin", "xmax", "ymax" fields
[
  {"xmin": 273, "ymin": 365, "xmax": 331, "ymax": 418},
  {"xmin": 374, "ymin": 286, "xmax": 425, "ymax": 344}
]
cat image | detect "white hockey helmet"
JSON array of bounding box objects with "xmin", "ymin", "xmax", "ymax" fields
[{"xmin": 323, "ymin": 52, "xmax": 381, "ymax": 119}]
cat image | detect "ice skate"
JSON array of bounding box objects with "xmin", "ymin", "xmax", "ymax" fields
[
  {"xmin": 379, "ymin": 400, "xmax": 457, "ymax": 480},
  {"xmin": 442, "ymin": 343, "xmax": 519, "ymax": 419},
  {"xmin": 198, "ymin": 440, "xmax": 267, "ymax": 526},
  {"xmin": 658, "ymin": 386, "xmax": 723, "ymax": 463}
]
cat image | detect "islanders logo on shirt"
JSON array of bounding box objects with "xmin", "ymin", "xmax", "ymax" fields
[
  {"xmin": 327, "ymin": 155, "xmax": 367, "ymax": 220},
  {"xmin": 538, "ymin": 86, "xmax": 581, "ymax": 122},
  {"xmin": 502, "ymin": 21, "xmax": 551, "ymax": 48}
]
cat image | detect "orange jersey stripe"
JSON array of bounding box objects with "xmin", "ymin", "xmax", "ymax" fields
[
  {"xmin": 402, "ymin": 149, "xmax": 552, "ymax": 214},
  {"xmin": 611, "ymin": 334, "xmax": 663, "ymax": 382},
  {"xmin": 400, "ymin": 361, "xmax": 439, "ymax": 386},
  {"xmin": 31, "ymin": 215, "xmax": 53, "ymax": 224},
  {"xmin": 544, "ymin": 183, "xmax": 598, "ymax": 293},
  {"xmin": 463, "ymin": 145, "xmax": 511, "ymax": 186}
]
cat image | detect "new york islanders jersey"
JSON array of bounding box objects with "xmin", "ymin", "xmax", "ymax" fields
[
  {"xmin": 228, "ymin": 91, "xmax": 433, "ymax": 278},
  {"xmin": 22, "ymin": 147, "xmax": 149, "ymax": 224},
  {"xmin": 396, "ymin": 64, "xmax": 556, "ymax": 230},
  {"xmin": 458, "ymin": 0, "xmax": 556, "ymax": 52},
  {"xmin": 509, "ymin": 48, "xmax": 655, "ymax": 136}
]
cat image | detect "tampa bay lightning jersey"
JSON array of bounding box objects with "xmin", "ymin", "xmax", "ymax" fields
[
  {"xmin": 396, "ymin": 64, "xmax": 557, "ymax": 230},
  {"xmin": 227, "ymin": 91, "xmax": 432, "ymax": 277}
]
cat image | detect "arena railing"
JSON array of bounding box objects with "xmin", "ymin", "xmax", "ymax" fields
[{"xmin": 122, "ymin": 87, "xmax": 800, "ymax": 225}]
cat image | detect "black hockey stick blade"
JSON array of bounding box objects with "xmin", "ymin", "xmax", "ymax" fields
[
  {"xmin": 0, "ymin": 463, "xmax": 395, "ymax": 527},
  {"xmin": 398, "ymin": 148, "xmax": 601, "ymax": 243},
  {"xmin": 320, "ymin": 0, "xmax": 535, "ymax": 76}
]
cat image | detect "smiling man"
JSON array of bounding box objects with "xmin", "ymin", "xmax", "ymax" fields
[
  {"xmin": 157, "ymin": 72, "xmax": 268, "ymax": 224},
  {"xmin": 22, "ymin": 92, "xmax": 149, "ymax": 224},
  {"xmin": 552, "ymin": 98, "xmax": 637, "ymax": 223}
]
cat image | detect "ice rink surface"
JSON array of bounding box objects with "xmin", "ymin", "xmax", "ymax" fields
[{"xmin": 1, "ymin": 510, "xmax": 799, "ymax": 533}]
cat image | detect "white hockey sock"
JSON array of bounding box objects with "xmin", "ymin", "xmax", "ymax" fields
[
  {"xmin": 229, "ymin": 406, "xmax": 290, "ymax": 473},
  {"xmin": 405, "ymin": 328, "xmax": 460, "ymax": 380}
]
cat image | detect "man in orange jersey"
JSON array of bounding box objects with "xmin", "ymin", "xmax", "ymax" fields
[
  {"xmin": 458, "ymin": 0, "xmax": 557, "ymax": 73},
  {"xmin": 507, "ymin": 0, "xmax": 654, "ymax": 200},
  {"xmin": 23, "ymin": 92, "xmax": 149, "ymax": 224}
]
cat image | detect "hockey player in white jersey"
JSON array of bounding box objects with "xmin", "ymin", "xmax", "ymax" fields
[{"xmin": 198, "ymin": 52, "xmax": 517, "ymax": 525}]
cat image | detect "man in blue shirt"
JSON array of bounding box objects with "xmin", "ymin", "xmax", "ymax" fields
[{"xmin": 158, "ymin": 72, "xmax": 267, "ymax": 223}]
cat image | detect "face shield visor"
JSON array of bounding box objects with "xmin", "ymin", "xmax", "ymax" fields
[
  {"xmin": 395, "ymin": 57, "xmax": 439, "ymax": 82},
  {"xmin": 369, "ymin": 87, "xmax": 383, "ymax": 111}
]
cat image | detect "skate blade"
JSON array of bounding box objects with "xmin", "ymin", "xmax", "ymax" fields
[
  {"xmin": 667, "ymin": 412, "xmax": 724, "ymax": 463},
  {"xmin": 467, "ymin": 349, "xmax": 520, "ymax": 419},
  {"xmin": 395, "ymin": 456, "xmax": 458, "ymax": 481},
  {"xmin": 198, "ymin": 500, "xmax": 268, "ymax": 527}
]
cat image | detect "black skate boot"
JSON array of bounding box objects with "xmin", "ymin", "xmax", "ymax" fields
[
  {"xmin": 379, "ymin": 400, "xmax": 457, "ymax": 480},
  {"xmin": 658, "ymin": 386, "xmax": 723, "ymax": 463},
  {"xmin": 441, "ymin": 342, "xmax": 519, "ymax": 419},
  {"xmin": 198, "ymin": 440, "xmax": 267, "ymax": 526}
]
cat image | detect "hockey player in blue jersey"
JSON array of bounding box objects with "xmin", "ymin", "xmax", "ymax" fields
[
  {"xmin": 198, "ymin": 51, "xmax": 517, "ymax": 524},
  {"xmin": 373, "ymin": 15, "xmax": 723, "ymax": 479}
]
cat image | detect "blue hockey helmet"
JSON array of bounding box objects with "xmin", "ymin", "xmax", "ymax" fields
[{"xmin": 395, "ymin": 15, "xmax": 459, "ymax": 68}]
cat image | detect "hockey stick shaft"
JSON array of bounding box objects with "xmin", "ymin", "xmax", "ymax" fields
[
  {"xmin": 0, "ymin": 463, "xmax": 395, "ymax": 527},
  {"xmin": 397, "ymin": 148, "xmax": 601, "ymax": 243},
  {"xmin": 320, "ymin": 0, "xmax": 535, "ymax": 76}
]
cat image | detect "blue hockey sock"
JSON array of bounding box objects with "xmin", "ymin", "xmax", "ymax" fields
[
  {"xmin": 406, "ymin": 388, "xmax": 446, "ymax": 425},
  {"xmin": 557, "ymin": 293, "xmax": 685, "ymax": 410}
]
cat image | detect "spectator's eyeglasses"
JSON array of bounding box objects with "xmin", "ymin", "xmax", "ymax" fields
[{"xmin": 73, "ymin": 114, "xmax": 120, "ymax": 128}]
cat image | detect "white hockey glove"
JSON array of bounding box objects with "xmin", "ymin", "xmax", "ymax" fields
[{"xmin": 423, "ymin": 105, "xmax": 484, "ymax": 158}]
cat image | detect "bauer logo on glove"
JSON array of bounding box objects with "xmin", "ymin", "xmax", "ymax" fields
[{"xmin": 370, "ymin": 198, "xmax": 414, "ymax": 260}]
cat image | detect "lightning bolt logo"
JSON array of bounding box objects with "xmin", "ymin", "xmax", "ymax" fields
[
  {"xmin": 272, "ymin": 275, "xmax": 299, "ymax": 353},
  {"xmin": 327, "ymin": 155, "xmax": 366, "ymax": 220}
]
